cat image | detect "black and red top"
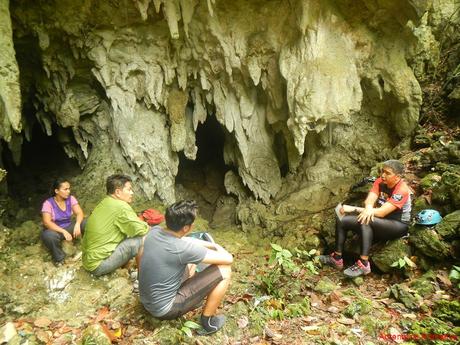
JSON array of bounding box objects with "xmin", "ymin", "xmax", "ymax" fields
[{"xmin": 370, "ymin": 177, "xmax": 412, "ymax": 224}]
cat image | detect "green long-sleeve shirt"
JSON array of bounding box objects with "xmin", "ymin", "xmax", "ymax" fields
[{"xmin": 82, "ymin": 196, "xmax": 149, "ymax": 272}]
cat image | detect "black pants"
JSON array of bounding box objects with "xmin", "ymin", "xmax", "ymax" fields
[
  {"xmin": 335, "ymin": 215, "xmax": 408, "ymax": 256},
  {"xmin": 41, "ymin": 219, "xmax": 86, "ymax": 263}
]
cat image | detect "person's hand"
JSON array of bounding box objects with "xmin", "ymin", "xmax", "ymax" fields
[
  {"xmin": 357, "ymin": 207, "xmax": 374, "ymax": 225},
  {"xmin": 62, "ymin": 230, "xmax": 73, "ymax": 241},
  {"xmin": 73, "ymin": 223, "xmax": 81, "ymax": 239}
]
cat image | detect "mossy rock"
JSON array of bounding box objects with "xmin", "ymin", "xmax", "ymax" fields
[
  {"xmin": 433, "ymin": 300, "xmax": 460, "ymax": 326},
  {"xmin": 405, "ymin": 316, "xmax": 460, "ymax": 344},
  {"xmin": 343, "ymin": 297, "xmax": 373, "ymax": 317},
  {"xmin": 409, "ymin": 271, "xmax": 436, "ymax": 297},
  {"xmin": 413, "ymin": 196, "xmax": 430, "ymax": 215},
  {"xmin": 419, "ymin": 173, "xmax": 442, "ymax": 191},
  {"xmin": 390, "ymin": 283, "xmax": 423, "ymax": 310},
  {"xmin": 436, "ymin": 210, "xmax": 460, "ymax": 239},
  {"xmin": 372, "ymin": 238, "xmax": 411, "ymax": 273},
  {"xmin": 409, "ymin": 226, "xmax": 451, "ymax": 259},
  {"xmin": 313, "ymin": 277, "xmax": 337, "ymax": 294},
  {"xmin": 8, "ymin": 221, "xmax": 41, "ymax": 246},
  {"xmin": 431, "ymin": 170, "xmax": 460, "ymax": 210},
  {"xmin": 413, "ymin": 133, "xmax": 433, "ymax": 149}
]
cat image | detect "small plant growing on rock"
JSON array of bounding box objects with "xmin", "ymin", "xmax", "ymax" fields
[
  {"xmin": 449, "ymin": 265, "xmax": 460, "ymax": 289},
  {"xmin": 391, "ymin": 256, "xmax": 417, "ymax": 277}
]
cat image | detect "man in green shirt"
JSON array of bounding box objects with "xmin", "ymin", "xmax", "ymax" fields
[{"xmin": 82, "ymin": 174, "xmax": 149, "ymax": 276}]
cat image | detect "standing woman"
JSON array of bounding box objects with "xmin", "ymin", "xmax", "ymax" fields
[{"xmin": 41, "ymin": 178, "xmax": 85, "ymax": 265}]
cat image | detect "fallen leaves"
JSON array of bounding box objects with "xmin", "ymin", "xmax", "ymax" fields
[{"xmin": 34, "ymin": 317, "xmax": 52, "ymax": 328}]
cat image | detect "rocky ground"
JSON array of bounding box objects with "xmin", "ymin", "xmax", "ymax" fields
[{"xmin": 0, "ymin": 214, "xmax": 459, "ymax": 345}]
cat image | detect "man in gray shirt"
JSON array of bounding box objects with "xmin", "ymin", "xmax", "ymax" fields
[{"xmin": 139, "ymin": 200, "xmax": 233, "ymax": 334}]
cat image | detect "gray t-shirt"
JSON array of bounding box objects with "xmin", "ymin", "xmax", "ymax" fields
[{"xmin": 139, "ymin": 226, "xmax": 207, "ymax": 317}]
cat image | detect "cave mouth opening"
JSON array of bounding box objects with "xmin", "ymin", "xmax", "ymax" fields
[
  {"xmin": 175, "ymin": 114, "xmax": 230, "ymax": 220},
  {"xmin": 1, "ymin": 123, "xmax": 81, "ymax": 225}
]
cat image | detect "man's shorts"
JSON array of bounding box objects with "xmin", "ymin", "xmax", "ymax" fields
[
  {"xmin": 92, "ymin": 236, "xmax": 144, "ymax": 276},
  {"xmin": 158, "ymin": 265, "xmax": 223, "ymax": 320}
]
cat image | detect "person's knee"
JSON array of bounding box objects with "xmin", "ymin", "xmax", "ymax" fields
[
  {"xmin": 41, "ymin": 230, "xmax": 61, "ymax": 244},
  {"xmin": 217, "ymin": 264, "xmax": 232, "ymax": 280}
]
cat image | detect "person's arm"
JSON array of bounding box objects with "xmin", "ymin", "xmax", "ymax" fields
[
  {"xmin": 42, "ymin": 212, "xmax": 72, "ymax": 241},
  {"xmin": 116, "ymin": 207, "xmax": 149, "ymax": 237},
  {"xmin": 72, "ymin": 203, "xmax": 84, "ymax": 238},
  {"xmin": 201, "ymin": 243, "xmax": 233, "ymax": 265}
]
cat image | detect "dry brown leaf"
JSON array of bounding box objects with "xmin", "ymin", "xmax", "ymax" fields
[
  {"xmin": 100, "ymin": 322, "xmax": 118, "ymax": 342},
  {"xmin": 35, "ymin": 329, "xmax": 50, "ymax": 343},
  {"xmin": 337, "ymin": 318, "xmax": 355, "ymax": 325},
  {"xmin": 436, "ymin": 272, "xmax": 452, "ymax": 287},
  {"xmin": 34, "ymin": 317, "xmax": 52, "ymax": 328},
  {"xmin": 95, "ymin": 306, "xmax": 110, "ymax": 322}
]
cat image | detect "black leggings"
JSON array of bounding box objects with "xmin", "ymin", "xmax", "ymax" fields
[{"xmin": 335, "ymin": 215, "xmax": 408, "ymax": 256}]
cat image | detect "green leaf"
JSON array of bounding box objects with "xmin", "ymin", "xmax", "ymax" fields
[
  {"xmin": 282, "ymin": 249, "xmax": 292, "ymax": 258},
  {"xmin": 271, "ymin": 243, "xmax": 283, "ymax": 252},
  {"xmin": 306, "ymin": 261, "xmax": 318, "ymax": 274},
  {"xmin": 183, "ymin": 321, "xmax": 201, "ymax": 329},
  {"xmin": 449, "ymin": 269, "xmax": 460, "ymax": 280},
  {"xmin": 181, "ymin": 327, "xmax": 193, "ymax": 337},
  {"xmin": 308, "ymin": 249, "xmax": 317, "ymax": 255},
  {"xmin": 390, "ymin": 261, "xmax": 399, "ymax": 267},
  {"xmin": 399, "ymin": 258, "xmax": 405, "ymax": 268},
  {"xmin": 403, "ymin": 256, "xmax": 417, "ymax": 268},
  {"xmin": 453, "ymin": 265, "xmax": 460, "ymax": 271}
]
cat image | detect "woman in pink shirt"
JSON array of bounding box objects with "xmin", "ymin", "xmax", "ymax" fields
[{"xmin": 41, "ymin": 178, "xmax": 85, "ymax": 265}]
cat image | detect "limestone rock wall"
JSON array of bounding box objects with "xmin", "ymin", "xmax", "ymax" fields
[
  {"xmin": 2, "ymin": 0, "xmax": 444, "ymax": 207},
  {"xmin": 0, "ymin": 0, "xmax": 22, "ymax": 156}
]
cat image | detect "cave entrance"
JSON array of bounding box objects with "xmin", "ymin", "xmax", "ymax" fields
[
  {"xmin": 176, "ymin": 115, "xmax": 229, "ymax": 221},
  {"xmin": 1, "ymin": 123, "xmax": 81, "ymax": 225}
]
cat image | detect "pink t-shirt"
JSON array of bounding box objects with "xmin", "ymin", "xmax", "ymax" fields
[{"xmin": 41, "ymin": 195, "xmax": 78, "ymax": 222}]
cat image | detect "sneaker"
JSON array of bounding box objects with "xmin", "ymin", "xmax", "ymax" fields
[
  {"xmin": 198, "ymin": 315, "xmax": 226, "ymax": 335},
  {"xmin": 343, "ymin": 260, "xmax": 371, "ymax": 278},
  {"xmin": 318, "ymin": 253, "xmax": 344, "ymax": 270}
]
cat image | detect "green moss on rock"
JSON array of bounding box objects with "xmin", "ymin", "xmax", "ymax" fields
[
  {"xmin": 372, "ymin": 238, "xmax": 411, "ymax": 273},
  {"xmin": 409, "ymin": 271, "xmax": 436, "ymax": 297},
  {"xmin": 433, "ymin": 300, "xmax": 460, "ymax": 326},
  {"xmin": 343, "ymin": 297, "xmax": 373, "ymax": 317},
  {"xmin": 409, "ymin": 226, "xmax": 450, "ymax": 259},
  {"xmin": 313, "ymin": 277, "xmax": 337, "ymax": 294},
  {"xmin": 436, "ymin": 210, "xmax": 460, "ymax": 239},
  {"xmin": 390, "ymin": 283, "xmax": 423, "ymax": 310}
]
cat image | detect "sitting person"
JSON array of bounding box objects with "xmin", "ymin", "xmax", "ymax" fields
[
  {"xmin": 139, "ymin": 200, "xmax": 233, "ymax": 335},
  {"xmin": 319, "ymin": 160, "xmax": 412, "ymax": 277},
  {"xmin": 82, "ymin": 174, "xmax": 149, "ymax": 276},
  {"xmin": 41, "ymin": 178, "xmax": 85, "ymax": 265}
]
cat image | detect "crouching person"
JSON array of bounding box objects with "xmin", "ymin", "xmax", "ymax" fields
[
  {"xmin": 139, "ymin": 200, "xmax": 233, "ymax": 335},
  {"xmin": 82, "ymin": 174, "xmax": 149, "ymax": 276}
]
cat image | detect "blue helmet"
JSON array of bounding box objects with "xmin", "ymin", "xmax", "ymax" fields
[{"xmin": 415, "ymin": 209, "xmax": 442, "ymax": 226}]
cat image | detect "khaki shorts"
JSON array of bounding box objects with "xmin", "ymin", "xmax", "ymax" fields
[{"xmin": 158, "ymin": 265, "xmax": 223, "ymax": 320}]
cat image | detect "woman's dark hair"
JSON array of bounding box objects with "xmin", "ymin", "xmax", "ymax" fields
[
  {"xmin": 49, "ymin": 178, "xmax": 69, "ymax": 197},
  {"xmin": 382, "ymin": 160, "xmax": 405, "ymax": 176},
  {"xmin": 106, "ymin": 174, "xmax": 132, "ymax": 194},
  {"xmin": 165, "ymin": 200, "xmax": 198, "ymax": 231}
]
